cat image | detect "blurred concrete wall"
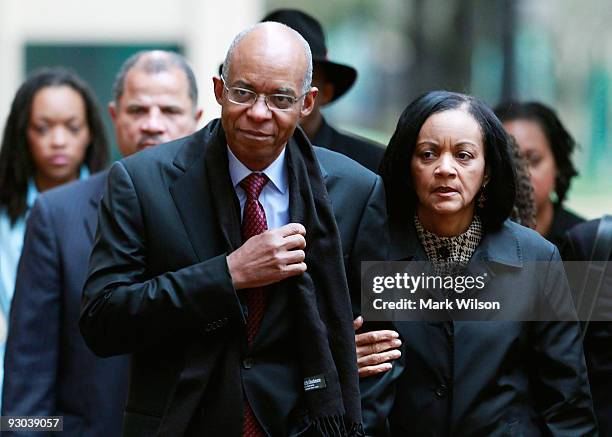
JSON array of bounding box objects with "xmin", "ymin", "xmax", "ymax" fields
[{"xmin": 0, "ymin": 0, "xmax": 264, "ymax": 128}]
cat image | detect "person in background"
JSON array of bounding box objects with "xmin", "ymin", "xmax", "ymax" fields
[
  {"xmin": 495, "ymin": 101, "xmax": 583, "ymax": 248},
  {"xmin": 0, "ymin": 68, "xmax": 108, "ymax": 407},
  {"xmin": 2, "ymin": 51, "xmax": 202, "ymax": 437},
  {"xmin": 562, "ymin": 215, "xmax": 612, "ymax": 435},
  {"xmin": 261, "ymin": 8, "xmax": 385, "ymax": 172}
]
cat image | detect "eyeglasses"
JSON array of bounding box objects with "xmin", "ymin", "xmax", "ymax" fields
[{"xmin": 221, "ymin": 77, "xmax": 308, "ymax": 112}]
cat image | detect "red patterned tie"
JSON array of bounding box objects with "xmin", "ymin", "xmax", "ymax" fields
[{"xmin": 240, "ymin": 172, "xmax": 268, "ymax": 437}]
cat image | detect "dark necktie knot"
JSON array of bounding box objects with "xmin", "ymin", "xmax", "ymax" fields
[
  {"xmin": 240, "ymin": 172, "xmax": 269, "ymax": 242},
  {"xmin": 240, "ymin": 173, "xmax": 269, "ymax": 201}
]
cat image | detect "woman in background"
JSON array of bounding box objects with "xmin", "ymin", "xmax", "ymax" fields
[
  {"xmin": 0, "ymin": 67, "xmax": 108, "ymax": 403},
  {"xmin": 495, "ymin": 101, "xmax": 583, "ymax": 247}
]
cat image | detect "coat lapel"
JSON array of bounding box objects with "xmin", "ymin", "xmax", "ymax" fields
[
  {"xmin": 169, "ymin": 121, "xmax": 241, "ymax": 262},
  {"xmin": 461, "ymin": 220, "xmax": 523, "ymax": 298},
  {"xmin": 84, "ymin": 196, "xmax": 99, "ymax": 243},
  {"xmin": 84, "ymin": 172, "xmax": 109, "ymax": 243}
]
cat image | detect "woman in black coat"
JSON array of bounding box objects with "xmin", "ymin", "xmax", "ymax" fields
[{"xmin": 369, "ymin": 91, "xmax": 596, "ymax": 436}]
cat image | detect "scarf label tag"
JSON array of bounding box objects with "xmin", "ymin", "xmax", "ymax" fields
[{"xmin": 304, "ymin": 374, "xmax": 327, "ymax": 392}]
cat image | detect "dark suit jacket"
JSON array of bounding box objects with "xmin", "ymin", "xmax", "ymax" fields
[
  {"xmin": 385, "ymin": 219, "xmax": 597, "ymax": 436},
  {"xmin": 562, "ymin": 218, "xmax": 612, "ymax": 435},
  {"xmin": 2, "ymin": 171, "xmax": 129, "ymax": 437},
  {"xmin": 312, "ymin": 117, "xmax": 385, "ymax": 173},
  {"xmin": 79, "ymin": 122, "xmax": 387, "ymax": 436}
]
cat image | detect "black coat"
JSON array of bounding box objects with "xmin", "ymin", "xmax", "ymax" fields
[
  {"xmin": 79, "ymin": 122, "xmax": 388, "ymax": 436},
  {"xmin": 547, "ymin": 206, "xmax": 584, "ymax": 249},
  {"xmin": 2, "ymin": 172, "xmax": 129, "ymax": 437},
  {"xmin": 312, "ymin": 117, "xmax": 385, "ymax": 173},
  {"xmin": 562, "ymin": 218, "xmax": 612, "ymax": 436},
  {"xmin": 384, "ymin": 219, "xmax": 597, "ymax": 436}
]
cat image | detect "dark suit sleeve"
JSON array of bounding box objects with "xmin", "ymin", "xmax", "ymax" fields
[
  {"xmin": 80, "ymin": 161, "xmax": 244, "ymax": 357},
  {"xmin": 344, "ymin": 175, "xmax": 403, "ymax": 435},
  {"xmin": 347, "ymin": 175, "xmax": 388, "ymax": 313},
  {"xmin": 530, "ymin": 247, "xmax": 598, "ymax": 435},
  {"xmin": 2, "ymin": 196, "xmax": 60, "ymax": 435}
]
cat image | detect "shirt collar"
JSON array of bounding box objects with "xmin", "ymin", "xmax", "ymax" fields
[
  {"xmin": 390, "ymin": 217, "xmax": 522, "ymax": 268},
  {"xmin": 79, "ymin": 165, "xmax": 90, "ymax": 180},
  {"xmin": 227, "ymin": 146, "xmax": 288, "ymax": 194},
  {"xmin": 26, "ymin": 165, "xmax": 91, "ymax": 209},
  {"xmin": 26, "ymin": 179, "xmax": 39, "ymax": 209}
]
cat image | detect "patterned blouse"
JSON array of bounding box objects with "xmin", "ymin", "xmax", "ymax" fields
[{"xmin": 414, "ymin": 214, "xmax": 483, "ymax": 275}]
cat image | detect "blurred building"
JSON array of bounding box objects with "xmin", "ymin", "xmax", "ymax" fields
[
  {"xmin": 1, "ymin": 0, "xmax": 610, "ymax": 216},
  {"xmin": 268, "ymin": 0, "xmax": 612, "ymax": 217},
  {"xmin": 0, "ymin": 0, "xmax": 263, "ymax": 158}
]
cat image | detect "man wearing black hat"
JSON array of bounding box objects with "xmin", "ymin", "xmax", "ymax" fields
[{"xmin": 262, "ymin": 9, "xmax": 385, "ymax": 172}]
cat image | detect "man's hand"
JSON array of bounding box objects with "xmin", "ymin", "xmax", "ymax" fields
[
  {"xmin": 227, "ymin": 223, "xmax": 307, "ymax": 289},
  {"xmin": 354, "ymin": 316, "xmax": 402, "ymax": 378}
]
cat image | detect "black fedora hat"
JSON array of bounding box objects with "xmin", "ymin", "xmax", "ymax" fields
[{"xmin": 263, "ymin": 9, "xmax": 358, "ymax": 103}]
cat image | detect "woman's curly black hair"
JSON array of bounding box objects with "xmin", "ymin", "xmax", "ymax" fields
[
  {"xmin": 494, "ymin": 101, "xmax": 578, "ymax": 206},
  {"xmin": 507, "ymin": 135, "xmax": 536, "ymax": 228}
]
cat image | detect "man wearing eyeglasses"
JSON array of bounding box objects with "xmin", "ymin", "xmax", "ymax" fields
[{"xmin": 80, "ymin": 22, "xmax": 387, "ymax": 436}]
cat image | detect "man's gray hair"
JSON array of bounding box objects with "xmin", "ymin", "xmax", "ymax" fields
[
  {"xmin": 112, "ymin": 50, "xmax": 198, "ymax": 110},
  {"xmin": 221, "ymin": 22, "xmax": 313, "ymax": 94}
]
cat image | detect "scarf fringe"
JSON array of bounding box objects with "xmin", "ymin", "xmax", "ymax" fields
[{"xmin": 311, "ymin": 415, "xmax": 365, "ymax": 437}]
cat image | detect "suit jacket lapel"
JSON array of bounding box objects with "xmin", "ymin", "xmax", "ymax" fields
[
  {"xmin": 203, "ymin": 136, "xmax": 242, "ymax": 252},
  {"xmin": 169, "ymin": 121, "xmax": 241, "ymax": 262},
  {"xmin": 84, "ymin": 197, "xmax": 99, "ymax": 243},
  {"xmin": 84, "ymin": 173, "xmax": 109, "ymax": 243},
  {"xmin": 389, "ymin": 217, "xmax": 424, "ymax": 261}
]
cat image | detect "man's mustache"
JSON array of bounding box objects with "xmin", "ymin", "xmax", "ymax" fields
[{"xmin": 137, "ymin": 134, "xmax": 164, "ymax": 148}]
